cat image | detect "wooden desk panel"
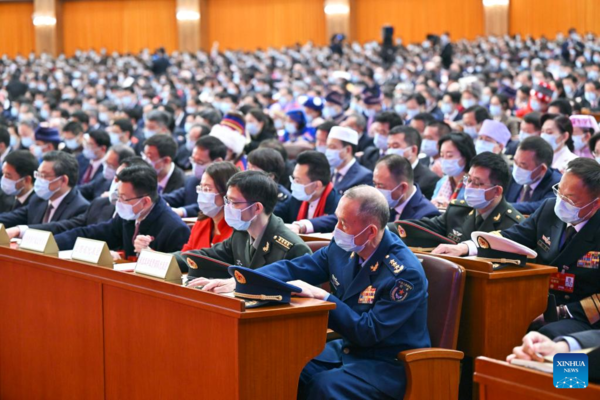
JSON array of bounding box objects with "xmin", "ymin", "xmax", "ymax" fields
[
  {"xmin": 0, "ymin": 255, "xmax": 105, "ymax": 400},
  {"xmin": 475, "ymin": 357, "xmax": 600, "ymax": 399},
  {"xmin": 0, "ymin": 246, "xmax": 334, "ymax": 400}
]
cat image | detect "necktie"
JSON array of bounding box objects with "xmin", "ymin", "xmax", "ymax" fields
[
  {"xmin": 352, "ymin": 258, "xmax": 361, "ymax": 280},
  {"xmin": 334, "ymin": 172, "xmax": 342, "ymax": 185},
  {"xmin": 158, "ymin": 185, "xmax": 164, "ymax": 195},
  {"xmin": 519, "ymin": 184, "xmax": 532, "ymax": 203},
  {"xmin": 42, "ymin": 203, "xmax": 54, "ymax": 224},
  {"xmin": 561, "ymin": 226, "xmax": 577, "ymax": 250},
  {"xmin": 82, "ymin": 164, "xmax": 93, "ymax": 184},
  {"xmin": 475, "ymin": 213, "xmax": 484, "ymax": 229},
  {"xmin": 132, "ymin": 222, "xmax": 140, "ymax": 245}
]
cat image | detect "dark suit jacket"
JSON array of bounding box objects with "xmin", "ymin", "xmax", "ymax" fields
[
  {"xmin": 163, "ymin": 165, "xmax": 187, "ymax": 194},
  {"xmin": 174, "ymin": 146, "xmax": 192, "ymax": 171},
  {"xmin": 77, "ymin": 160, "xmax": 104, "ymax": 187},
  {"xmin": 357, "ymin": 133, "xmax": 374, "ymax": 153},
  {"xmin": 76, "ymin": 152, "xmax": 89, "ymax": 184},
  {"xmin": 0, "ymin": 189, "xmax": 34, "ymax": 213},
  {"xmin": 501, "ymin": 199, "xmax": 600, "ymax": 325},
  {"xmin": 333, "ymin": 160, "xmax": 373, "ymax": 196},
  {"xmin": 396, "ymin": 198, "xmax": 523, "ymax": 246},
  {"xmin": 28, "ymin": 197, "xmax": 115, "ymax": 235},
  {"xmin": 388, "ymin": 185, "xmax": 440, "ymax": 222},
  {"xmin": 413, "ymin": 161, "xmax": 440, "ymax": 200},
  {"xmin": 188, "ymin": 214, "xmax": 311, "ymax": 270},
  {"xmin": 78, "ymin": 176, "xmax": 111, "ymax": 201},
  {"xmin": 0, "ymin": 188, "xmax": 89, "ymax": 228},
  {"xmin": 506, "ymin": 168, "xmax": 562, "ymax": 215},
  {"xmin": 163, "ymin": 176, "xmax": 200, "ymax": 217},
  {"xmin": 54, "ymin": 197, "xmax": 190, "ymax": 258},
  {"xmin": 275, "ymin": 187, "xmax": 340, "ymax": 233},
  {"xmin": 358, "ymin": 146, "xmax": 384, "ymax": 171}
]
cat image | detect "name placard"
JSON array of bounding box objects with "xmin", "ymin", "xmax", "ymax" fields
[
  {"xmin": 71, "ymin": 237, "xmax": 113, "ymax": 268},
  {"xmin": 19, "ymin": 229, "xmax": 58, "ymax": 255},
  {"xmin": 134, "ymin": 249, "xmax": 181, "ymax": 283},
  {"xmin": 0, "ymin": 224, "xmax": 9, "ymax": 246}
]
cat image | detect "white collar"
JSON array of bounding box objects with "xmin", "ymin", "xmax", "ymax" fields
[
  {"xmin": 394, "ymin": 185, "xmax": 417, "ymax": 217},
  {"xmin": 158, "ymin": 162, "xmax": 175, "ymax": 190},
  {"xmin": 49, "ymin": 189, "xmax": 71, "ymax": 210},
  {"xmin": 335, "ymin": 157, "xmax": 356, "ymax": 176}
]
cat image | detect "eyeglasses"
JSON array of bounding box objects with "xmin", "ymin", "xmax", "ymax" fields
[
  {"xmin": 196, "ymin": 185, "xmax": 221, "ymax": 194},
  {"xmin": 117, "ymin": 194, "xmax": 147, "ymax": 203},
  {"xmin": 223, "ymin": 196, "xmax": 255, "ymax": 206},
  {"xmin": 189, "ymin": 157, "xmax": 207, "ymax": 166},
  {"xmin": 34, "ymin": 171, "xmax": 57, "ymax": 180},
  {"xmin": 462, "ymin": 175, "xmax": 495, "ymax": 189},
  {"xmin": 552, "ymin": 183, "xmax": 580, "ymax": 207}
]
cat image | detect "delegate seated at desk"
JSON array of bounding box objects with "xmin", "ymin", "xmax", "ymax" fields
[
  {"xmin": 436, "ymin": 158, "xmax": 600, "ymax": 339},
  {"xmin": 54, "ymin": 163, "xmax": 190, "ymax": 259},
  {"xmin": 189, "ymin": 186, "xmax": 430, "ymax": 400}
]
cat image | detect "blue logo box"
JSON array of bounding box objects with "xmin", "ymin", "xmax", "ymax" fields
[{"xmin": 553, "ymin": 353, "xmax": 589, "ymax": 389}]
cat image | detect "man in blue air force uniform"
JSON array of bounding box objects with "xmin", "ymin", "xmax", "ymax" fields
[{"xmin": 190, "ymin": 185, "xmax": 430, "ymax": 399}]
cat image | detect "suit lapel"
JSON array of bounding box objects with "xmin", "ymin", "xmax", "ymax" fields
[
  {"xmin": 51, "ymin": 190, "xmax": 74, "ymax": 221},
  {"xmin": 552, "ymin": 211, "xmax": 600, "ymax": 267},
  {"xmin": 342, "ymin": 234, "xmax": 389, "ymax": 301}
]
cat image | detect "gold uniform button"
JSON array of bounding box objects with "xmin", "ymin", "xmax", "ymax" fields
[
  {"xmin": 343, "ymin": 347, "xmax": 350, "ymax": 354},
  {"xmin": 565, "ymin": 295, "xmax": 570, "ymax": 300}
]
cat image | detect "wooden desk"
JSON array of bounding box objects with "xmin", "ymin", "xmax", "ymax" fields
[
  {"xmin": 0, "ymin": 246, "xmax": 335, "ymax": 400},
  {"xmin": 413, "ymin": 252, "xmax": 557, "ymax": 360},
  {"xmin": 474, "ymin": 356, "xmax": 600, "ymax": 399}
]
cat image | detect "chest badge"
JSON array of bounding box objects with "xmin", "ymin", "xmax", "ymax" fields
[
  {"xmin": 358, "ymin": 286, "xmax": 376, "ymax": 304},
  {"xmin": 331, "ymin": 274, "xmax": 340, "ymax": 287}
]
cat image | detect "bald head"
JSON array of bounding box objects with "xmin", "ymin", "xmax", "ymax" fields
[{"xmin": 341, "ymin": 185, "xmax": 390, "ymax": 229}]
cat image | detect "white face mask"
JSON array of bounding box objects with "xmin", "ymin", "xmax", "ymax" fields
[
  {"xmin": 1, "ymin": 176, "xmax": 24, "ymax": 196},
  {"xmin": 325, "ymin": 148, "xmax": 344, "ymax": 169},
  {"xmin": 116, "ymin": 198, "xmax": 144, "ymax": 221},
  {"xmin": 421, "ymin": 139, "xmax": 438, "ymax": 157},
  {"xmin": 541, "ymin": 133, "xmax": 561, "ymax": 152},
  {"xmin": 572, "ymin": 135, "xmax": 587, "ymax": 151},
  {"xmin": 197, "ymin": 191, "xmax": 223, "ymax": 218},
  {"xmin": 290, "ymin": 177, "xmax": 316, "ymax": 202},
  {"xmin": 519, "ymin": 131, "xmax": 535, "ymax": 142},
  {"xmin": 512, "ymin": 164, "xmax": 541, "ymax": 186},
  {"xmin": 378, "ymin": 183, "xmax": 403, "ymax": 208},
  {"xmin": 475, "ymin": 140, "xmax": 497, "ymax": 155},
  {"xmin": 374, "ymin": 133, "xmax": 388, "ymax": 150},
  {"xmin": 463, "ymin": 126, "xmax": 478, "ymax": 139},
  {"xmin": 103, "ymin": 164, "xmax": 117, "ymax": 181},
  {"xmin": 34, "ymin": 176, "xmax": 61, "ymax": 200},
  {"xmin": 441, "ymin": 158, "xmax": 464, "ymax": 177},
  {"xmin": 224, "ymin": 202, "xmax": 256, "ymax": 231},
  {"xmin": 386, "ymin": 147, "xmax": 407, "ymax": 158}
]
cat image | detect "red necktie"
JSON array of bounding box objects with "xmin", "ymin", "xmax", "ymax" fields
[{"xmin": 82, "ymin": 165, "xmax": 93, "ymax": 184}]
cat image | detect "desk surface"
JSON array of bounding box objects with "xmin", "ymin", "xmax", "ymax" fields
[
  {"xmin": 0, "ymin": 246, "xmax": 334, "ymax": 400},
  {"xmin": 475, "ymin": 356, "xmax": 600, "ymax": 399}
]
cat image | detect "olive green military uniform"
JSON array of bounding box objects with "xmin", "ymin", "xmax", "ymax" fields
[
  {"xmin": 177, "ymin": 214, "xmax": 312, "ymax": 271},
  {"xmin": 389, "ymin": 198, "xmax": 524, "ymax": 246}
]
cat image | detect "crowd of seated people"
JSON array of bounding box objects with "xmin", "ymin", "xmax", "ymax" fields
[{"xmin": 1, "ymin": 29, "xmax": 600, "ymax": 397}]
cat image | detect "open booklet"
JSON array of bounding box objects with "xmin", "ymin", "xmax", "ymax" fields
[{"xmin": 511, "ymin": 347, "xmax": 597, "ymax": 374}]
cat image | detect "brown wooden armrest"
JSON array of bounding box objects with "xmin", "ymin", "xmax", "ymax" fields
[
  {"xmin": 398, "ymin": 348, "xmax": 464, "ymax": 362},
  {"xmin": 398, "ymin": 348, "xmax": 464, "ymax": 400}
]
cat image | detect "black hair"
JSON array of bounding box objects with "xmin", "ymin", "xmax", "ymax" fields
[
  {"xmin": 548, "ymin": 98, "xmax": 573, "ymax": 116},
  {"xmin": 376, "ymin": 154, "xmax": 414, "ymax": 185},
  {"xmin": 523, "ymin": 112, "xmax": 542, "ymax": 130},
  {"xmin": 438, "ymin": 132, "xmax": 476, "ymax": 172},
  {"xmin": 426, "ymin": 120, "xmax": 451, "ymax": 137},
  {"xmin": 259, "ymin": 138, "xmax": 289, "ymax": 162},
  {"xmin": 226, "ymin": 170, "xmax": 278, "ymax": 215},
  {"xmin": 517, "ymin": 136, "xmax": 554, "ymax": 167},
  {"xmin": 541, "ymin": 113, "xmax": 574, "ymax": 151},
  {"xmin": 389, "ymin": 126, "xmax": 422, "ymax": 151},
  {"xmin": 196, "ymin": 135, "xmax": 227, "ymax": 161},
  {"xmin": 374, "ymin": 111, "xmax": 404, "ymax": 130},
  {"xmin": 406, "ymin": 93, "xmax": 426, "ymax": 106},
  {"xmin": 0, "ymin": 126, "xmax": 9, "ymax": 147},
  {"xmin": 247, "ymin": 148, "xmax": 285, "ymax": 182},
  {"xmin": 111, "ymin": 144, "xmax": 136, "ymax": 163},
  {"xmin": 146, "ymin": 110, "xmax": 171, "ymax": 129},
  {"xmin": 412, "ymin": 113, "xmax": 436, "ymax": 126},
  {"xmin": 493, "ymin": 93, "xmax": 510, "ymax": 110},
  {"xmin": 144, "ymin": 134, "xmax": 178, "ymax": 159},
  {"xmin": 316, "ymin": 120, "xmax": 336, "ymax": 133},
  {"xmin": 71, "ymin": 110, "xmax": 89, "ymax": 125},
  {"xmin": 62, "ymin": 121, "xmax": 84, "ymax": 136},
  {"xmin": 444, "ymin": 91, "xmax": 462, "ymax": 104},
  {"xmin": 199, "ymin": 108, "xmax": 223, "ymax": 126},
  {"xmin": 42, "ymin": 150, "xmax": 79, "ymax": 187},
  {"xmin": 589, "ymin": 133, "xmax": 600, "ymax": 156},
  {"xmin": 117, "ymin": 164, "xmax": 159, "ymax": 202},
  {"xmin": 296, "ymin": 150, "xmax": 331, "ymax": 186},
  {"xmin": 112, "ymin": 118, "xmax": 134, "ymax": 139},
  {"xmin": 470, "ymin": 152, "xmax": 510, "ymax": 191},
  {"xmin": 120, "ymin": 156, "xmax": 149, "ymax": 168},
  {"xmin": 88, "ymin": 130, "xmax": 111, "ymax": 150},
  {"xmin": 206, "ymin": 161, "xmax": 239, "ymax": 196},
  {"xmin": 4, "ymin": 149, "xmax": 38, "ymax": 179},
  {"xmin": 463, "ymin": 105, "xmax": 491, "ymax": 124},
  {"xmin": 565, "ymin": 158, "xmax": 600, "ymax": 197}
]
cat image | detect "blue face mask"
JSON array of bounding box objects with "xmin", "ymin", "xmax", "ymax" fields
[
  {"xmin": 116, "ymin": 198, "xmax": 143, "ymax": 221},
  {"xmin": 465, "ymin": 186, "xmax": 496, "ymax": 209},
  {"xmin": 144, "ymin": 129, "xmax": 157, "ymax": 139},
  {"xmin": 21, "ymin": 136, "xmax": 34, "ymax": 148},
  {"xmin": 475, "ymin": 140, "xmax": 496, "ymax": 155},
  {"xmin": 192, "ymin": 162, "xmax": 206, "ymax": 180},
  {"xmin": 197, "ymin": 191, "xmax": 223, "ymax": 218},
  {"xmin": 378, "ymin": 183, "xmax": 403, "ymax": 208},
  {"xmin": 333, "ymin": 225, "xmax": 370, "ymax": 253},
  {"xmin": 386, "ymin": 147, "xmax": 407, "ymax": 157},
  {"xmin": 440, "ymin": 102, "xmax": 453, "ymax": 115},
  {"xmin": 405, "ymin": 108, "xmax": 419, "ymax": 120},
  {"xmin": 64, "ymin": 138, "xmax": 80, "ymax": 150},
  {"xmin": 316, "ymin": 145, "xmax": 327, "ymax": 154},
  {"xmin": 224, "ymin": 203, "xmax": 257, "ymax": 231},
  {"xmin": 441, "ymin": 158, "xmax": 464, "ymax": 177},
  {"xmin": 325, "ymin": 148, "xmax": 344, "ymax": 168},
  {"xmin": 246, "ymin": 122, "xmax": 261, "ymax": 137},
  {"xmin": 519, "ymin": 131, "xmax": 534, "ymax": 142},
  {"xmin": 285, "ymin": 122, "xmax": 298, "ymax": 135},
  {"xmin": 541, "ymin": 133, "xmax": 560, "ymax": 151},
  {"xmin": 1, "ymin": 176, "xmax": 24, "ymax": 196},
  {"xmin": 489, "ymin": 104, "xmax": 503, "ymax": 117},
  {"xmin": 374, "ymin": 133, "xmax": 388, "ymax": 150},
  {"xmin": 34, "ymin": 176, "xmax": 61, "ymax": 200},
  {"xmin": 82, "ymin": 147, "xmax": 98, "ymax": 160},
  {"xmin": 421, "ymin": 139, "xmax": 438, "ymax": 157},
  {"xmin": 512, "ymin": 165, "xmax": 540, "ymax": 186},
  {"xmin": 290, "ymin": 178, "xmax": 316, "ymax": 202},
  {"xmin": 109, "ymin": 132, "xmax": 122, "ymax": 146},
  {"xmin": 554, "ymin": 196, "xmax": 597, "ymax": 225},
  {"xmin": 103, "ymin": 164, "xmax": 117, "ymax": 181},
  {"xmin": 394, "ymin": 103, "xmax": 407, "ymax": 115}
]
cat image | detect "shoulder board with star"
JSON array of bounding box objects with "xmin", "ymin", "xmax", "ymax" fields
[
  {"xmin": 272, "ymin": 235, "xmax": 294, "ymax": 251},
  {"xmin": 384, "ymin": 254, "xmax": 405, "ymax": 275},
  {"xmin": 504, "ymin": 206, "xmax": 524, "ymax": 222},
  {"xmin": 449, "ymin": 199, "xmax": 471, "ymax": 208}
]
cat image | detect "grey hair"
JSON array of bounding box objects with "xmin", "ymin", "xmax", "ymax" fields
[
  {"xmin": 349, "ymin": 112, "xmax": 367, "ymax": 130},
  {"xmin": 343, "ymin": 185, "xmax": 390, "ymax": 229}
]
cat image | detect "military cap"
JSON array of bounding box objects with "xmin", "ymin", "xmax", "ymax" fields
[
  {"xmin": 228, "ymin": 266, "xmax": 302, "ymax": 308},
  {"xmin": 471, "ymin": 231, "xmax": 537, "ymax": 269},
  {"xmin": 182, "ymin": 252, "xmax": 231, "ymax": 280},
  {"xmin": 393, "ymin": 221, "xmax": 457, "ymax": 249}
]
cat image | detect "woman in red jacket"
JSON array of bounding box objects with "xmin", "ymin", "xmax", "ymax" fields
[{"xmin": 180, "ymin": 161, "xmax": 238, "ymax": 252}]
